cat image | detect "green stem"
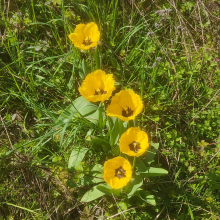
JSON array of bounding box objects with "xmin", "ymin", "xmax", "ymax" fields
[
  {"xmin": 107, "ymin": 116, "xmax": 113, "ymax": 153},
  {"xmin": 132, "ymin": 156, "xmax": 136, "ymax": 171},
  {"xmin": 89, "ymin": 48, "xmax": 93, "ymax": 72},
  {"xmin": 98, "ymin": 102, "xmax": 105, "ymax": 130}
]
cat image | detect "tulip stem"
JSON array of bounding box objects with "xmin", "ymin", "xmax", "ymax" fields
[
  {"xmin": 98, "ymin": 102, "xmax": 105, "ymax": 130},
  {"xmin": 132, "ymin": 156, "xmax": 136, "ymax": 171},
  {"xmin": 89, "ymin": 48, "xmax": 93, "ymax": 72},
  {"xmin": 107, "ymin": 116, "xmax": 113, "ymax": 152}
]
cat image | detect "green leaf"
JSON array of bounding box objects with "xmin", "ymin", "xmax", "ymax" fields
[
  {"xmin": 118, "ymin": 202, "xmax": 127, "ymax": 211},
  {"xmin": 81, "ymin": 186, "xmax": 105, "ymax": 202},
  {"xmin": 112, "ymin": 145, "xmax": 120, "ymax": 156},
  {"xmin": 68, "ymin": 147, "xmax": 88, "ymax": 171},
  {"xmin": 188, "ymin": 203, "xmax": 194, "ymax": 220},
  {"xmin": 91, "ymin": 164, "xmax": 104, "ymax": 173},
  {"xmin": 97, "ymin": 183, "xmax": 121, "ymax": 197},
  {"xmin": 143, "ymin": 142, "xmax": 159, "ymax": 164},
  {"xmin": 67, "ymin": 69, "xmax": 75, "ymax": 90},
  {"xmin": 52, "ymin": 0, "xmax": 62, "ymax": 5},
  {"xmin": 140, "ymin": 167, "xmax": 168, "ymax": 177},
  {"xmin": 150, "ymin": 142, "xmax": 159, "ymax": 149},
  {"xmin": 68, "ymin": 96, "xmax": 98, "ymax": 117},
  {"xmin": 188, "ymin": 166, "xmax": 195, "ymax": 173},
  {"xmin": 108, "ymin": 117, "xmax": 126, "ymax": 146},
  {"xmin": 86, "ymin": 105, "xmax": 105, "ymax": 126},
  {"xmin": 58, "ymin": 96, "xmax": 98, "ymax": 123},
  {"xmin": 136, "ymin": 157, "xmax": 148, "ymax": 173},
  {"xmin": 90, "ymin": 136, "xmax": 111, "ymax": 153},
  {"xmin": 82, "ymin": 59, "xmax": 87, "ymax": 76},
  {"xmin": 66, "ymin": 180, "xmax": 77, "ymax": 188},
  {"xmin": 80, "ymin": 173, "xmax": 104, "ymax": 186},
  {"xmin": 136, "ymin": 190, "xmax": 156, "ymax": 206},
  {"xmin": 124, "ymin": 175, "xmax": 143, "ymax": 198}
]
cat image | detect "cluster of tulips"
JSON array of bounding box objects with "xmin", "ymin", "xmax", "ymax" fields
[{"xmin": 69, "ymin": 22, "xmax": 150, "ymax": 189}]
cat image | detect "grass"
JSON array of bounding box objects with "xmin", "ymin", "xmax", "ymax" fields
[{"xmin": 1, "ymin": 0, "xmax": 220, "ymax": 219}]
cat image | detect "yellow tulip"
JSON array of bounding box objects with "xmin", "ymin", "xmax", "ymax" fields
[
  {"xmin": 103, "ymin": 157, "xmax": 132, "ymax": 189},
  {"xmin": 106, "ymin": 90, "xmax": 143, "ymax": 121},
  {"xmin": 78, "ymin": 69, "xmax": 115, "ymax": 103},
  {"xmin": 69, "ymin": 22, "xmax": 100, "ymax": 50},
  {"xmin": 119, "ymin": 127, "xmax": 149, "ymax": 156}
]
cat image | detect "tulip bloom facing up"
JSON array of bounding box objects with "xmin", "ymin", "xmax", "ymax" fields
[
  {"xmin": 103, "ymin": 157, "xmax": 132, "ymax": 189},
  {"xmin": 106, "ymin": 89, "xmax": 143, "ymax": 121},
  {"xmin": 119, "ymin": 127, "xmax": 149, "ymax": 157},
  {"xmin": 78, "ymin": 69, "xmax": 115, "ymax": 103},
  {"xmin": 69, "ymin": 22, "xmax": 100, "ymax": 50}
]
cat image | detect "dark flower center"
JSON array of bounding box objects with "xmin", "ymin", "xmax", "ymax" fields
[
  {"xmin": 122, "ymin": 106, "xmax": 134, "ymax": 117},
  {"xmin": 94, "ymin": 87, "xmax": 107, "ymax": 95},
  {"xmin": 82, "ymin": 38, "xmax": 93, "ymax": 46},
  {"xmin": 115, "ymin": 166, "xmax": 126, "ymax": 179},
  {"xmin": 129, "ymin": 141, "xmax": 141, "ymax": 153}
]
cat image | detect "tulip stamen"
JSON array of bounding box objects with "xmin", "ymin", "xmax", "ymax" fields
[
  {"xmin": 82, "ymin": 38, "xmax": 93, "ymax": 46},
  {"xmin": 94, "ymin": 87, "xmax": 107, "ymax": 95},
  {"xmin": 115, "ymin": 166, "xmax": 126, "ymax": 179},
  {"xmin": 129, "ymin": 141, "xmax": 141, "ymax": 153},
  {"xmin": 122, "ymin": 106, "xmax": 134, "ymax": 117}
]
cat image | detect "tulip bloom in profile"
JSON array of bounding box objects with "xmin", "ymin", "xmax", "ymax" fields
[
  {"xmin": 106, "ymin": 89, "xmax": 143, "ymax": 121},
  {"xmin": 68, "ymin": 22, "xmax": 100, "ymax": 50},
  {"xmin": 78, "ymin": 69, "xmax": 115, "ymax": 103},
  {"xmin": 119, "ymin": 127, "xmax": 149, "ymax": 157},
  {"xmin": 103, "ymin": 157, "xmax": 132, "ymax": 189}
]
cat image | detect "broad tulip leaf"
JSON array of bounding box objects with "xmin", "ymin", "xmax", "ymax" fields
[
  {"xmin": 90, "ymin": 136, "xmax": 111, "ymax": 153},
  {"xmin": 108, "ymin": 118, "xmax": 126, "ymax": 146},
  {"xmin": 112, "ymin": 145, "xmax": 120, "ymax": 156},
  {"xmin": 59, "ymin": 96, "xmax": 98, "ymax": 123},
  {"xmin": 85, "ymin": 106, "xmax": 105, "ymax": 126},
  {"xmin": 68, "ymin": 146, "xmax": 88, "ymax": 171},
  {"xmin": 97, "ymin": 183, "xmax": 121, "ymax": 197},
  {"xmin": 140, "ymin": 167, "xmax": 168, "ymax": 177},
  {"xmin": 124, "ymin": 175, "xmax": 143, "ymax": 198},
  {"xmin": 80, "ymin": 173, "xmax": 104, "ymax": 186},
  {"xmin": 68, "ymin": 96, "xmax": 98, "ymax": 117},
  {"xmin": 136, "ymin": 157, "xmax": 148, "ymax": 173},
  {"xmin": 82, "ymin": 58, "xmax": 87, "ymax": 76},
  {"xmin": 56, "ymin": 97, "xmax": 98, "ymax": 146},
  {"xmin": 91, "ymin": 164, "xmax": 104, "ymax": 173},
  {"xmin": 144, "ymin": 142, "xmax": 159, "ymax": 164},
  {"xmin": 136, "ymin": 190, "xmax": 156, "ymax": 206},
  {"xmin": 81, "ymin": 186, "xmax": 105, "ymax": 202}
]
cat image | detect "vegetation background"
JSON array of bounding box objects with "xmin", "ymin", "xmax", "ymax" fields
[{"xmin": 0, "ymin": 0, "xmax": 220, "ymax": 219}]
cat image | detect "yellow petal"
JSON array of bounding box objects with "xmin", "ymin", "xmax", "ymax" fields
[
  {"xmin": 84, "ymin": 22, "xmax": 100, "ymax": 43},
  {"xmin": 68, "ymin": 33, "xmax": 84, "ymax": 48},
  {"xmin": 74, "ymin": 24, "xmax": 87, "ymax": 34}
]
